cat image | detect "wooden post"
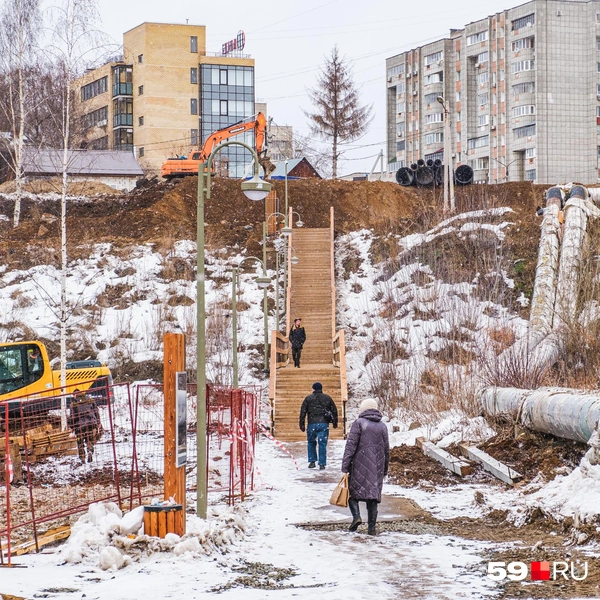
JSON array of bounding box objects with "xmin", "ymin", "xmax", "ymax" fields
[{"xmin": 164, "ymin": 333, "xmax": 186, "ymax": 535}]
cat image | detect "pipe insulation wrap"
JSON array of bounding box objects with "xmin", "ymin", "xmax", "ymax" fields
[
  {"xmin": 529, "ymin": 199, "xmax": 561, "ymax": 333},
  {"xmin": 480, "ymin": 387, "xmax": 600, "ymax": 443},
  {"xmin": 554, "ymin": 196, "xmax": 589, "ymax": 327}
]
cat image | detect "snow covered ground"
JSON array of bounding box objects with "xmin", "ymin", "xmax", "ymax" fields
[{"xmin": 3, "ymin": 436, "xmax": 501, "ymax": 600}]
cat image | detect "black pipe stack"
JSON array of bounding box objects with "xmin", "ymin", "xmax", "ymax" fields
[{"xmin": 394, "ymin": 161, "xmax": 473, "ymax": 187}]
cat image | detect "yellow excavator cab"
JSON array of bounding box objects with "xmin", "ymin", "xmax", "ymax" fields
[{"xmin": 0, "ymin": 342, "xmax": 113, "ymax": 415}]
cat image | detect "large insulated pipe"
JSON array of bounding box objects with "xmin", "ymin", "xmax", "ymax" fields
[
  {"xmin": 528, "ymin": 186, "xmax": 563, "ymax": 333},
  {"xmin": 553, "ymin": 186, "xmax": 590, "ymax": 329},
  {"xmin": 480, "ymin": 386, "xmax": 600, "ymax": 444}
]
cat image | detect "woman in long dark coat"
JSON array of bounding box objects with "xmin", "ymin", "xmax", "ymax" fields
[{"xmin": 341, "ymin": 398, "xmax": 390, "ymax": 535}]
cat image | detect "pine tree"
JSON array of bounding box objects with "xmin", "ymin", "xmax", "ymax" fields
[{"xmin": 305, "ymin": 46, "xmax": 373, "ymax": 178}]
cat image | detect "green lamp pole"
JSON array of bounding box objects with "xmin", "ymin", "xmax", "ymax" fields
[
  {"xmin": 264, "ymin": 211, "xmax": 302, "ymax": 332},
  {"xmin": 197, "ymin": 141, "xmax": 271, "ymax": 519},
  {"xmin": 231, "ymin": 257, "xmax": 270, "ymax": 388}
]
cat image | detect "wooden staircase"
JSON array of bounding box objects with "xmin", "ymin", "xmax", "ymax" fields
[{"xmin": 270, "ymin": 219, "xmax": 346, "ymax": 442}]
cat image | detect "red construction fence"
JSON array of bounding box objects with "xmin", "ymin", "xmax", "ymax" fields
[{"xmin": 1, "ymin": 381, "xmax": 260, "ymax": 564}]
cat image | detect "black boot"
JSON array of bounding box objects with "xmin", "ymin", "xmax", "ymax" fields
[
  {"xmin": 367, "ymin": 500, "xmax": 378, "ymax": 536},
  {"xmin": 348, "ymin": 498, "xmax": 362, "ymax": 532}
]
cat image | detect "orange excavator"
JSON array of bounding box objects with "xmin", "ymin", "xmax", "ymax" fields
[{"xmin": 161, "ymin": 112, "xmax": 273, "ymax": 179}]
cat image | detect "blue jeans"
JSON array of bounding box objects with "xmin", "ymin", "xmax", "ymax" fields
[{"xmin": 307, "ymin": 423, "xmax": 329, "ymax": 466}]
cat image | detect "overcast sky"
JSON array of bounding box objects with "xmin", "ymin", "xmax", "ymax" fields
[{"xmin": 95, "ymin": 0, "xmax": 523, "ymax": 176}]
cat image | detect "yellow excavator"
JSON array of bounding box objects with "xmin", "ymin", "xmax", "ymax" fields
[{"xmin": 0, "ymin": 341, "xmax": 113, "ymax": 418}]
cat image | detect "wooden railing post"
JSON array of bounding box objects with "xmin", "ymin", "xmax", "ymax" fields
[{"xmin": 330, "ymin": 206, "xmax": 335, "ymax": 340}]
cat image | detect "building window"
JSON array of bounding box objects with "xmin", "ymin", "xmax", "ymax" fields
[
  {"xmin": 139, "ymin": 147, "xmax": 144, "ymax": 157},
  {"xmin": 220, "ymin": 99, "xmax": 228, "ymax": 115},
  {"xmin": 397, "ymin": 122, "xmax": 405, "ymax": 136},
  {"xmin": 191, "ymin": 98, "xmax": 198, "ymax": 114},
  {"xmin": 138, "ymin": 54, "xmax": 143, "ymax": 63},
  {"xmin": 513, "ymin": 81, "xmax": 535, "ymax": 95},
  {"xmin": 424, "ymin": 72, "xmax": 443, "ymax": 84},
  {"xmin": 191, "ymin": 129, "xmax": 199, "ymax": 146},
  {"xmin": 597, "ymin": 38, "xmax": 600, "ymax": 50},
  {"xmin": 219, "ymin": 69, "xmax": 228, "ymax": 85},
  {"xmin": 478, "ymin": 114, "xmax": 489, "ymax": 126},
  {"xmin": 387, "ymin": 64, "xmax": 405, "ymax": 78},
  {"xmin": 81, "ymin": 76, "xmax": 108, "ymax": 101},
  {"xmin": 190, "ymin": 36, "xmax": 198, "ymax": 53},
  {"xmin": 512, "ymin": 14, "xmax": 535, "ymax": 31},
  {"xmin": 397, "ymin": 140, "xmax": 406, "ymax": 151},
  {"xmin": 467, "ymin": 31, "xmax": 488, "ymax": 46},
  {"xmin": 525, "ymin": 147, "xmax": 535, "ymax": 159},
  {"xmin": 113, "ymin": 128, "xmax": 133, "ymax": 152},
  {"xmin": 525, "ymin": 168, "xmax": 536, "ymax": 180},
  {"xmin": 424, "ymin": 92, "xmax": 438, "ymax": 104},
  {"xmin": 89, "ymin": 136, "xmax": 108, "ymax": 150},
  {"xmin": 597, "ymin": 83, "xmax": 600, "ymax": 96},
  {"xmin": 476, "ymin": 51, "xmax": 489, "ymax": 64},
  {"xmin": 397, "ymin": 101, "xmax": 405, "ymax": 113},
  {"xmin": 425, "ymin": 132, "xmax": 444, "ymax": 144},
  {"xmin": 514, "ymin": 123, "xmax": 536, "ymax": 138},
  {"xmin": 396, "ymin": 82, "xmax": 405, "ymax": 94},
  {"xmin": 425, "ymin": 113, "xmax": 443, "ymax": 124},
  {"xmin": 191, "ymin": 67, "xmax": 198, "ymax": 84},
  {"xmin": 597, "ymin": 107, "xmax": 600, "ymax": 117},
  {"xmin": 471, "ymin": 157, "xmax": 489, "ymax": 170},
  {"xmin": 467, "ymin": 135, "xmax": 489, "ymax": 149},
  {"xmin": 477, "ymin": 71, "xmax": 489, "ymax": 85},
  {"xmin": 139, "ymin": 116, "xmax": 144, "ymax": 126},
  {"xmin": 513, "ymin": 105, "xmax": 535, "ymax": 117},
  {"xmin": 113, "ymin": 97, "xmax": 133, "ymax": 126},
  {"xmin": 478, "ymin": 92, "xmax": 489, "ymax": 106},
  {"xmin": 112, "ymin": 66, "xmax": 132, "ymax": 96},
  {"xmin": 512, "ymin": 37, "xmax": 535, "ymax": 51},
  {"xmin": 455, "ymin": 70, "xmax": 461, "ymax": 81},
  {"xmin": 424, "ymin": 51, "xmax": 442, "ymax": 65},
  {"xmin": 138, "ymin": 85, "xmax": 144, "ymax": 95},
  {"xmin": 81, "ymin": 105, "xmax": 108, "ymax": 129},
  {"xmin": 511, "ymin": 59, "xmax": 535, "ymax": 73}
]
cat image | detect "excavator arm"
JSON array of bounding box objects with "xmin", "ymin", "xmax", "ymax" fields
[{"xmin": 161, "ymin": 112, "xmax": 273, "ymax": 178}]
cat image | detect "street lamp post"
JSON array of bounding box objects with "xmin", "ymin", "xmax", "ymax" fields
[
  {"xmin": 231, "ymin": 257, "xmax": 270, "ymax": 388},
  {"xmin": 264, "ymin": 211, "xmax": 302, "ymax": 332},
  {"xmin": 437, "ymin": 95, "xmax": 455, "ymax": 213},
  {"xmin": 197, "ymin": 141, "xmax": 271, "ymax": 519}
]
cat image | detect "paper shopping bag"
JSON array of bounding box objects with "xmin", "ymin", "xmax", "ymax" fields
[{"xmin": 329, "ymin": 473, "xmax": 349, "ymax": 507}]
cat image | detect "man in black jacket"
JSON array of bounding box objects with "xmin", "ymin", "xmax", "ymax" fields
[
  {"xmin": 289, "ymin": 318, "xmax": 306, "ymax": 368},
  {"xmin": 299, "ymin": 382, "xmax": 338, "ymax": 470}
]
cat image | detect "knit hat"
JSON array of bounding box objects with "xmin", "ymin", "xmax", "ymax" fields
[
  {"xmin": 312, "ymin": 382, "xmax": 322, "ymax": 391},
  {"xmin": 359, "ymin": 399, "xmax": 378, "ymax": 414}
]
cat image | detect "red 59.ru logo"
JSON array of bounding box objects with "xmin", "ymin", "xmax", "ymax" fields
[{"xmin": 488, "ymin": 561, "xmax": 588, "ymax": 581}]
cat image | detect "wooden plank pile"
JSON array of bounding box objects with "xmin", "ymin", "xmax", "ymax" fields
[
  {"xmin": 414, "ymin": 436, "xmax": 522, "ymax": 485},
  {"xmin": 7, "ymin": 423, "xmax": 78, "ymax": 463}
]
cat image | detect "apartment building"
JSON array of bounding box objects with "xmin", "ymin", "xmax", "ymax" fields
[
  {"xmin": 73, "ymin": 23, "xmax": 255, "ymax": 176},
  {"xmin": 386, "ymin": 0, "xmax": 600, "ymax": 184}
]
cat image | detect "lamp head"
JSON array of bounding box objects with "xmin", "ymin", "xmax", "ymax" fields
[
  {"xmin": 295, "ymin": 220, "xmax": 304, "ymax": 228},
  {"xmin": 241, "ymin": 174, "xmax": 272, "ymax": 201},
  {"xmin": 436, "ymin": 95, "xmax": 445, "ymax": 105},
  {"xmin": 281, "ymin": 226, "xmax": 293, "ymax": 237},
  {"xmin": 255, "ymin": 275, "xmax": 271, "ymax": 289},
  {"xmin": 291, "ymin": 254, "xmax": 300, "ymax": 265}
]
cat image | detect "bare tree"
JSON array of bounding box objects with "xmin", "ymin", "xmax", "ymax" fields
[
  {"xmin": 0, "ymin": 0, "xmax": 42, "ymax": 226},
  {"xmin": 304, "ymin": 46, "xmax": 373, "ymax": 179},
  {"xmin": 47, "ymin": 0, "xmax": 107, "ymax": 427}
]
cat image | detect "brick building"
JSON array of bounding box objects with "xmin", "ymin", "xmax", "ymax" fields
[{"xmin": 386, "ymin": 0, "xmax": 600, "ymax": 184}]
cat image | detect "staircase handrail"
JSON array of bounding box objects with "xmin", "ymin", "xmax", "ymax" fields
[
  {"xmin": 269, "ymin": 330, "xmax": 290, "ymax": 400},
  {"xmin": 330, "ymin": 206, "xmax": 336, "ymax": 339}
]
